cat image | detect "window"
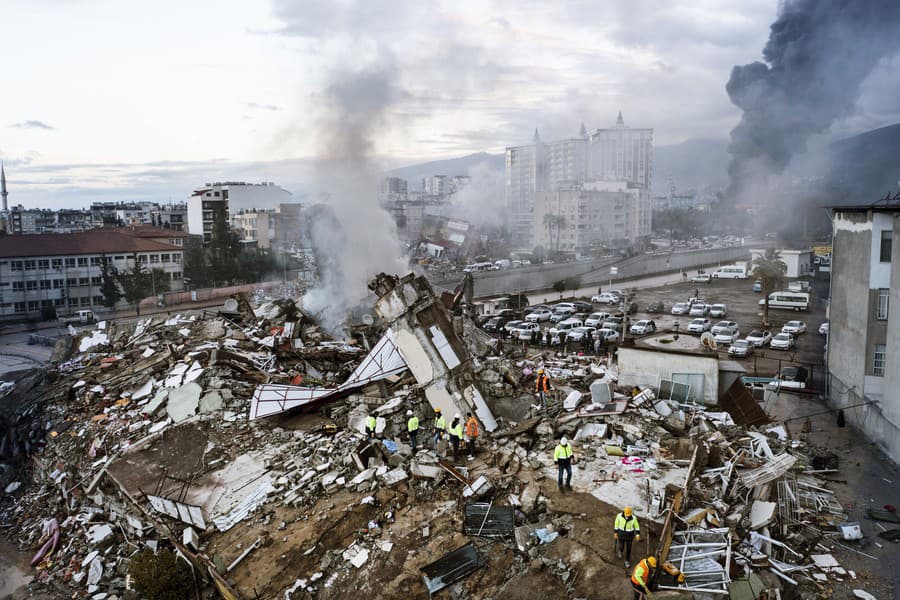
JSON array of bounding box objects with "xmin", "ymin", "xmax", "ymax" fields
[
  {"xmin": 93, "ymin": 296, "xmax": 104, "ymax": 305},
  {"xmin": 877, "ymin": 288, "xmax": 890, "ymax": 320},
  {"xmin": 66, "ymin": 278, "xmax": 78, "ymax": 287},
  {"xmin": 37, "ymin": 259, "xmax": 49, "ymax": 269},
  {"xmin": 40, "ymin": 299, "xmax": 52, "ymax": 309},
  {"xmin": 51, "ymin": 259, "xmax": 62, "ymax": 269},
  {"xmin": 12, "ymin": 281, "xmax": 23, "ymax": 291},
  {"xmin": 14, "ymin": 302, "xmax": 26, "ymax": 313},
  {"xmin": 39, "ymin": 280, "xmax": 51, "ymax": 290},
  {"xmin": 54, "ymin": 299, "xmax": 65, "ymax": 307},
  {"xmin": 880, "ymin": 230, "xmax": 893, "ymax": 262},
  {"xmin": 171, "ymin": 271, "xmax": 182, "ymax": 280},
  {"xmin": 77, "ymin": 257, "xmax": 88, "ymax": 267},
  {"xmin": 10, "ymin": 261, "xmax": 22, "ymax": 271},
  {"xmin": 161, "ymin": 253, "xmax": 170, "ymax": 263},
  {"xmin": 65, "ymin": 258, "xmax": 76, "ymax": 268},
  {"xmin": 27, "ymin": 301, "xmax": 39, "ymax": 311},
  {"xmin": 78, "ymin": 277, "xmax": 90, "ymax": 287},
  {"xmin": 25, "ymin": 281, "xmax": 37, "ymax": 290},
  {"xmin": 24, "ymin": 260, "xmax": 36, "ymax": 270},
  {"xmin": 873, "ymin": 344, "xmax": 886, "ymax": 376},
  {"xmin": 173, "ymin": 253, "xmax": 182, "ymax": 263},
  {"xmin": 91, "ymin": 276, "xmax": 102, "ymax": 286},
  {"xmin": 150, "ymin": 254, "xmax": 159, "ymax": 263},
  {"xmin": 138, "ymin": 255, "xmax": 148, "ymax": 263},
  {"xmin": 52, "ymin": 279, "xmax": 63, "ymax": 289},
  {"xmin": 114, "ymin": 255, "xmax": 125, "ymax": 261},
  {"xmin": 90, "ymin": 257, "xmax": 102, "ymax": 266},
  {"xmin": 68, "ymin": 298, "xmax": 79, "ymax": 308},
  {"xmin": 80, "ymin": 297, "xmax": 91, "ymax": 307}
]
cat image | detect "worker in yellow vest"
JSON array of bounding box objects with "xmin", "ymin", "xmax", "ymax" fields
[
  {"xmin": 448, "ymin": 414, "xmax": 464, "ymax": 461},
  {"xmin": 365, "ymin": 414, "xmax": 376, "ymax": 440},
  {"xmin": 630, "ymin": 556, "xmax": 657, "ymax": 599},
  {"xmin": 432, "ymin": 408, "xmax": 446, "ymax": 450},
  {"xmin": 553, "ymin": 437, "xmax": 574, "ymax": 491},
  {"xmin": 407, "ymin": 410, "xmax": 419, "ymax": 452},
  {"xmin": 614, "ymin": 506, "xmax": 641, "ymax": 568}
]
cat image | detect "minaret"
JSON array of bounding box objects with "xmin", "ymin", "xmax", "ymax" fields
[
  {"xmin": 1, "ymin": 162, "xmax": 7, "ymax": 211},
  {"xmin": 533, "ymin": 127, "xmax": 541, "ymax": 143},
  {"xmin": 579, "ymin": 122, "xmax": 587, "ymax": 138},
  {"xmin": 616, "ymin": 111, "xmax": 624, "ymax": 126}
]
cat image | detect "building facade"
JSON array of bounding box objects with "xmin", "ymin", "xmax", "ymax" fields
[
  {"xmin": 827, "ymin": 204, "xmax": 899, "ymax": 462},
  {"xmin": 187, "ymin": 182, "xmax": 292, "ymax": 243},
  {"xmin": 588, "ymin": 112, "xmax": 653, "ymax": 189},
  {"xmin": 506, "ymin": 137, "xmax": 545, "ymax": 245},
  {"xmin": 0, "ymin": 228, "xmax": 186, "ymax": 322}
]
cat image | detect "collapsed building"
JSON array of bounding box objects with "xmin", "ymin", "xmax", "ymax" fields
[{"xmin": 0, "ymin": 274, "xmax": 895, "ymax": 599}]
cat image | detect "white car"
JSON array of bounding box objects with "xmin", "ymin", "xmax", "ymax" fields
[
  {"xmin": 566, "ymin": 326, "xmax": 596, "ymax": 342},
  {"xmin": 769, "ymin": 333, "xmax": 795, "ymax": 350},
  {"xmin": 689, "ymin": 303, "xmax": 709, "ymax": 317},
  {"xmin": 525, "ymin": 309, "xmax": 552, "ymax": 322},
  {"xmin": 728, "ymin": 339, "xmax": 753, "ymax": 357},
  {"xmin": 671, "ymin": 302, "xmax": 690, "ymax": 315},
  {"xmin": 585, "ymin": 312, "xmax": 611, "ymax": 327},
  {"xmin": 745, "ymin": 329, "xmax": 772, "ymax": 347},
  {"xmin": 691, "ymin": 273, "xmax": 711, "ymax": 283},
  {"xmin": 515, "ymin": 322, "xmax": 541, "ymax": 339},
  {"xmin": 502, "ymin": 320, "xmax": 524, "ymax": 334},
  {"xmin": 549, "ymin": 318, "xmax": 583, "ymax": 337},
  {"xmin": 554, "ymin": 302, "xmax": 576, "ymax": 311},
  {"xmin": 818, "ymin": 322, "xmax": 829, "ymax": 335},
  {"xmin": 629, "ymin": 320, "xmax": 657, "ymax": 336},
  {"xmin": 687, "ymin": 318, "xmax": 711, "ymax": 333},
  {"xmin": 711, "ymin": 321, "xmax": 739, "ymax": 336},
  {"xmin": 595, "ymin": 328, "xmax": 620, "ymax": 343},
  {"xmin": 714, "ymin": 329, "xmax": 740, "ymax": 344},
  {"xmin": 709, "ymin": 304, "xmax": 727, "ymax": 318},
  {"xmin": 781, "ymin": 320, "xmax": 807, "ymax": 335},
  {"xmin": 592, "ymin": 293, "xmax": 619, "ymax": 305},
  {"xmin": 549, "ymin": 308, "xmax": 575, "ymax": 323}
]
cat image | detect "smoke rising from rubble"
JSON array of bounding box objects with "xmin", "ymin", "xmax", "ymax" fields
[
  {"xmin": 725, "ymin": 0, "xmax": 900, "ymax": 201},
  {"xmin": 302, "ymin": 54, "xmax": 407, "ymax": 333},
  {"xmin": 443, "ymin": 162, "xmax": 506, "ymax": 230}
]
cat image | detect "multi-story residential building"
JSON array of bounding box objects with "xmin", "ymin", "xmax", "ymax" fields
[
  {"xmin": 532, "ymin": 180, "xmax": 651, "ymax": 253},
  {"xmin": 827, "ymin": 201, "xmax": 899, "ymax": 461},
  {"xmin": 506, "ymin": 131, "xmax": 546, "ymax": 246},
  {"xmin": 232, "ymin": 210, "xmax": 276, "ymax": 249},
  {"xmin": 153, "ymin": 203, "xmax": 187, "ymax": 231},
  {"xmin": 422, "ymin": 175, "xmax": 448, "ymax": 196},
  {"xmin": 0, "ymin": 228, "xmax": 185, "ymax": 322},
  {"xmin": 545, "ymin": 129, "xmax": 588, "ymax": 192},
  {"xmin": 380, "ymin": 177, "xmax": 409, "ymax": 204},
  {"xmin": 187, "ymin": 181, "xmax": 292, "ymax": 243},
  {"xmin": 588, "ymin": 112, "xmax": 653, "ymax": 189}
]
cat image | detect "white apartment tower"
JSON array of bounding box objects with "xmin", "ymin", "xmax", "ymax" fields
[{"xmin": 589, "ymin": 112, "xmax": 653, "ymax": 189}]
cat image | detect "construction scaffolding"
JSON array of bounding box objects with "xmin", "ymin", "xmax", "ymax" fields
[{"xmin": 661, "ymin": 528, "xmax": 732, "ymax": 596}]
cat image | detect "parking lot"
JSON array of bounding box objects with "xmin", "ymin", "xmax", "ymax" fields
[{"xmin": 486, "ymin": 273, "xmax": 830, "ymax": 387}]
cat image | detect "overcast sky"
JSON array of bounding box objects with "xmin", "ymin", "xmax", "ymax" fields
[{"xmin": 2, "ymin": 0, "xmax": 899, "ymax": 208}]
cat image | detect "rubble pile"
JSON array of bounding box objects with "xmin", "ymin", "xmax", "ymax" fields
[{"xmin": 0, "ymin": 275, "xmax": 894, "ymax": 599}]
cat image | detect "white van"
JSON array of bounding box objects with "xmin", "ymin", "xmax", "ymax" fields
[
  {"xmin": 713, "ymin": 265, "xmax": 749, "ymax": 279},
  {"xmin": 758, "ymin": 291, "xmax": 810, "ymax": 311}
]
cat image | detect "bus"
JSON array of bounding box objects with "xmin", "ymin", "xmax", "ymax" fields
[
  {"xmin": 713, "ymin": 265, "xmax": 749, "ymax": 279},
  {"xmin": 463, "ymin": 262, "xmax": 493, "ymax": 273},
  {"xmin": 758, "ymin": 291, "xmax": 810, "ymax": 311}
]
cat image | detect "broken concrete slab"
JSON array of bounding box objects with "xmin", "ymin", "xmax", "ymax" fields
[
  {"xmin": 378, "ymin": 467, "xmax": 408, "ymax": 486},
  {"xmin": 199, "ymin": 391, "xmax": 224, "ymax": 414},
  {"xmin": 166, "ymin": 382, "xmax": 202, "ymax": 423},
  {"xmin": 749, "ymin": 500, "xmax": 777, "ymax": 530}
]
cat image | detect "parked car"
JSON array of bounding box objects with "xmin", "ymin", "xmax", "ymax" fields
[
  {"xmin": 711, "ymin": 320, "xmax": 739, "ymax": 336},
  {"xmin": 595, "ymin": 328, "xmax": 620, "ymax": 343},
  {"xmin": 482, "ymin": 316, "xmax": 510, "ymax": 332},
  {"xmin": 592, "ymin": 293, "xmax": 619, "ymax": 305},
  {"xmin": 525, "ymin": 309, "xmax": 552, "ymax": 322},
  {"xmin": 818, "ymin": 322, "xmax": 829, "ymax": 335},
  {"xmin": 687, "ymin": 318, "xmax": 712, "ymax": 333},
  {"xmin": 709, "ymin": 304, "xmax": 727, "ymax": 318},
  {"xmin": 671, "ymin": 302, "xmax": 690, "ymax": 315},
  {"xmin": 646, "ymin": 301, "xmax": 665, "ymax": 314},
  {"xmin": 745, "ymin": 329, "xmax": 773, "ymax": 347},
  {"xmin": 526, "ymin": 304, "xmax": 551, "ymax": 313},
  {"xmin": 603, "ymin": 316, "xmax": 625, "ymax": 330},
  {"xmin": 495, "ymin": 308, "xmax": 522, "ymax": 320},
  {"xmin": 515, "ymin": 322, "xmax": 541, "ymax": 340},
  {"xmin": 549, "ymin": 308, "xmax": 575, "ymax": 323},
  {"xmin": 571, "ymin": 301, "xmax": 594, "ymax": 312},
  {"xmin": 728, "ymin": 339, "xmax": 753, "ymax": 358},
  {"xmin": 549, "ymin": 318, "xmax": 584, "ymax": 338},
  {"xmin": 769, "ymin": 333, "xmax": 795, "ymax": 350},
  {"xmin": 554, "ymin": 302, "xmax": 576, "ymax": 312},
  {"xmin": 691, "ymin": 273, "xmax": 711, "ymax": 283},
  {"xmin": 502, "ymin": 320, "xmax": 524, "ymax": 334},
  {"xmin": 609, "ymin": 289, "xmax": 627, "ymax": 301},
  {"xmin": 768, "ymin": 366, "xmax": 808, "ymax": 389},
  {"xmin": 753, "ymin": 280, "xmax": 762, "ymax": 293},
  {"xmin": 566, "ymin": 326, "xmax": 596, "ymax": 342},
  {"xmin": 689, "ymin": 303, "xmax": 710, "ymax": 317},
  {"xmin": 585, "ymin": 312, "xmax": 611, "ymax": 327},
  {"xmin": 714, "ymin": 329, "xmax": 740, "ymax": 344},
  {"xmin": 781, "ymin": 320, "xmax": 807, "ymax": 335},
  {"xmin": 629, "ymin": 320, "xmax": 657, "ymax": 336}
]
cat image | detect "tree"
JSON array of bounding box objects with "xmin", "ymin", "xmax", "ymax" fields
[
  {"xmin": 150, "ymin": 267, "xmax": 171, "ymax": 295},
  {"xmin": 117, "ymin": 254, "xmax": 154, "ymax": 315},
  {"xmin": 543, "ymin": 213, "xmax": 567, "ymax": 252},
  {"xmin": 98, "ymin": 256, "xmax": 121, "ymax": 309},
  {"xmin": 182, "ymin": 236, "xmax": 207, "ymax": 288},
  {"xmin": 128, "ymin": 549, "xmax": 194, "ymax": 600},
  {"xmin": 751, "ymin": 249, "xmax": 787, "ymax": 326}
]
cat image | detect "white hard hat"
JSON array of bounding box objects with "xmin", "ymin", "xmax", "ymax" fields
[
  {"xmin": 561, "ymin": 437, "xmax": 568, "ymax": 445},
  {"xmin": 406, "ymin": 410, "xmax": 413, "ymax": 416},
  {"xmin": 455, "ymin": 413, "xmax": 462, "ymax": 420}
]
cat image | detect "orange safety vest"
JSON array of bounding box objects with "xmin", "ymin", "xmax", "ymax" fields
[
  {"xmin": 535, "ymin": 374, "xmax": 550, "ymax": 392},
  {"xmin": 630, "ymin": 558, "xmax": 654, "ymax": 586},
  {"xmin": 465, "ymin": 417, "xmax": 479, "ymax": 438}
]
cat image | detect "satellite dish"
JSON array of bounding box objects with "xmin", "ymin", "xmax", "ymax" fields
[
  {"xmin": 700, "ymin": 332, "xmax": 718, "ymax": 351},
  {"xmin": 361, "ymin": 314, "xmax": 375, "ymax": 325},
  {"xmin": 223, "ymin": 298, "xmax": 239, "ymax": 313}
]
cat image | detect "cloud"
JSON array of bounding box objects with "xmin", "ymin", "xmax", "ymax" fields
[
  {"xmin": 247, "ymin": 102, "xmax": 280, "ymax": 111},
  {"xmin": 10, "ymin": 120, "xmax": 56, "ymax": 130}
]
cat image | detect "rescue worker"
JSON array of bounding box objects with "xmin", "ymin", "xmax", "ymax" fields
[
  {"xmin": 465, "ymin": 412, "xmax": 479, "ymax": 460},
  {"xmin": 630, "ymin": 555, "xmax": 657, "ymax": 600},
  {"xmin": 535, "ymin": 368, "xmax": 551, "ymax": 409},
  {"xmin": 432, "ymin": 408, "xmax": 446, "ymax": 450},
  {"xmin": 407, "ymin": 410, "xmax": 419, "ymax": 453},
  {"xmin": 614, "ymin": 506, "xmax": 641, "ymax": 567},
  {"xmin": 554, "ymin": 436, "xmax": 574, "ymax": 491},
  {"xmin": 365, "ymin": 414, "xmax": 377, "ymax": 440},
  {"xmin": 448, "ymin": 414, "xmax": 463, "ymax": 461}
]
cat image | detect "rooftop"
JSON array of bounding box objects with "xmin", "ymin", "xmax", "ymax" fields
[{"xmin": 0, "ymin": 229, "xmax": 184, "ymax": 258}]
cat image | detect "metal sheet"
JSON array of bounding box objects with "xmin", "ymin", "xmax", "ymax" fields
[
  {"xmin": 464, "ymin": 503, "xmax": 515, "ymax": 537},
  {"xmin": 147, "ymin": 494, "xmax": 207, "ymax": 530},
  {"xmin": 420, "ymin": 542, "xmax": 484, "ymax": 595}
]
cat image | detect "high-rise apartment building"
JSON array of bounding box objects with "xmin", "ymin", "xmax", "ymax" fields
[
  {"xmin": 187, "ymin": 181, "xmax": 291, "ymax": 243},
  {"xmin": 588, "ymin": 112, "xmax": 653, "ymax": 189}
]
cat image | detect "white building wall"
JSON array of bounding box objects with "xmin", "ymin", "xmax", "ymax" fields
[{"xmin": 617, "ymin": 347, "xmax": 720, "ymax": 405}]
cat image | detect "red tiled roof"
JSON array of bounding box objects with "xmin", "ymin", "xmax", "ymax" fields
[
  {"xmin": 107, "ymin": 225, "xmax": 190, "ymax": 239},
  {"xmin": 0, "ymin": 230, "xmax": 184, "ymax": 258}
]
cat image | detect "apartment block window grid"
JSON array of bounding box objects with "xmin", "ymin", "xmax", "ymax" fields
[
  {"xmin": 876, "ymin": 288, "xmax": 890, "ymax": 320},
  {"xmin": 873, "ymin": 344, "xmax": 886, "ymax": 376}
]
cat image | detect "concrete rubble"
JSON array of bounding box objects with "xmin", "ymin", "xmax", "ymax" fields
[{"xmin": 0, "ymin": 274, "xmax": 893, "ymax": 599}]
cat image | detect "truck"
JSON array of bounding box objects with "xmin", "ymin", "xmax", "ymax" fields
[{"xmin": 61, "ymin": 310, "xmax": 96, "ymax": 326}]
